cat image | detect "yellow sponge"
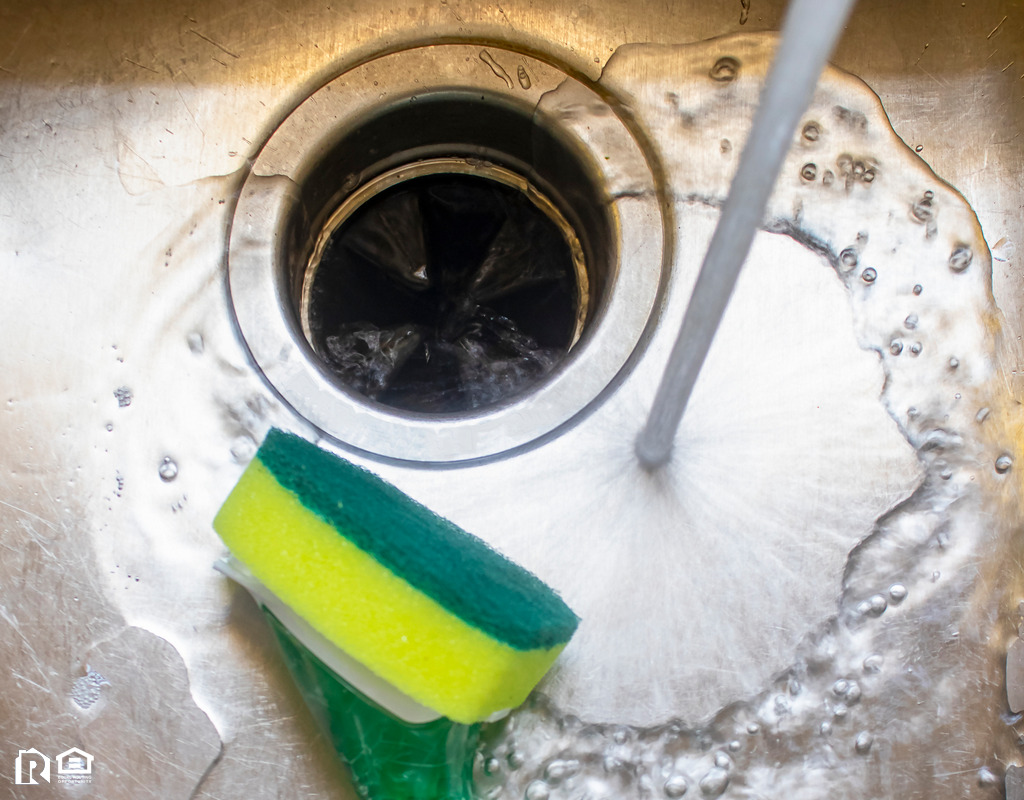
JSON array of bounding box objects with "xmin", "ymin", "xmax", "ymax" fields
[{"xmin": 213, "ymin": 429, "xmax": 579, "ymax": 724}]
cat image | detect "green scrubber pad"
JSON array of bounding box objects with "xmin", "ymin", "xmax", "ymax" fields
[{"xmin": 214, "ymin": 428, "xmax": 579, "ymax": 724}]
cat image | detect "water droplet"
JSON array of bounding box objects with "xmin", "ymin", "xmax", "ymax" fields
[
  {"xmin": 698, "ymin": 767, "xmax": 729, "ymax": 797},
  {"xmin": 845, "ymin": 681, "xmax": 862, "ymax": 703},
  {"xmin": 911, "ymin": 193, "xmax": 934, "ymax": 223},
  {"xmin": 613, "ymin": 728, "xmax": 629, "ymax": 745},
  {"xmin": 889, "ymin": 583, "xmax": 908, "ymax": 603},
  {"xmin": 949, "ymin": 245, "xmax": 973, "ymax": 272},
  {"xmin": 709, "ymin": 57, "xmax": 739, "ymax": 82},
  {"xmin": 802, "ymin": 122, "xmax": 820, "ymax": 141},
  {"xmin": 861, "ymin": 267, "xmax": 877, "ymax": 283},
  {"xmin": 544, "ymin": 759, "xmax": 577, "ymax": 783},
  {"xmin": 909, "ymin": 342, "xmax": 922, "ymax": 356},
  {"xmin": 976, "ymin": 407, "xmax": 991, "ymax": 423},
  {"xmin": 106, "ymin": 423, "xmax": 113, "ymax": 432},
  {"xmin": 187, "ymin": 332, "xmax": 204, "ymax": 354},
  {"xmin": 714, "ymin": 751, "xmax": 732, "ymax": 769},
  {"xmin": 863, "ymin": 653, "xmax": 884, "ymax": 673},
  {"xmin": 71, "ymin": 667, "xmax": 110, "ymax": 709},
  {"xmin": 856, "ymin": 599, "xmax": 872, "ymax": 616},
  {"xmin": 517, "ymin": 65, "xmax": 531, "ymax": 90},
  {"xmin": 720, "ymin": 139, "xmax": 732, "ymax": 154},
  {"xmin": 996, "ymin": 454, "xmax": 1013, "ymax": 474},
  {"xmin": 833, "ymin": 703, "xmax": 848, "ymax": 719},
  {"xmin": 231, "ymin": 436, "xmax": 257, "ymax": 462},
  {"xmin": 915, "ymin": 144, "xmax": 924, "ymax": 153},
  {"xmin": 904, "ymin": 314, "xmax": 918, "ymax": 329},
  {"xmin": 854, "ymin": 731, "xmax": 873, "ymax": 754},
  {"xmin": 941, "ymin": 467, "xmax": 953, "ymax": 480},
  {"xmin": 820, "ymin": 721, "xmax": 833, "ymax": 736},
  {"xmin": 822, "ymin": 169, "xmax": 834, "ymax": 186},
  {"xmin": 863, "ymin": 168, "xmax": 876, "ymax": 183},
  {"xmin": 890, "ymin": 340, "xmax": 903, "ymax": 355},
  {"xmin": 479, "ymin": 50, "xmax": 514, "ymax": 89},
  {"xmin": 508, "ymin": 750, "xmax": 524, "ymax": 770},
  {"xmin": 746, "ymin": 722, "xmax": 760, "ymax": 735},
  {"xmin": 908, "ymin": 406, "xmax": 919, "ymax": 418},
  {"xmin": 602, "ymin": 755, "xmax": 621, "ymax": 773},
  {"xmin": 114, "ymin": 387, "xmax": 132, "ymax": 408},
  {"xmin": 801, "ymin": 163, "xmax": 817, "ymax": 181},
  {"xmin": 924, "ymin": 190, "xmax": 934, "ymax": 200},
  {"xmin": 948, "ymin": 357, "xmax": 960, "ymax": 370},
  {"xmin": 485, "ymin": 757, "xmax": 501, "ymax": 775},
  {"xmin": 159, "ymin": 457, "xmax": 178, "ymax": 482},
  {"xmin": 913, "ymin": 284, "xmax": 923, "ymax": 295},
  {"xmin": 664, "ymin": 774, "xmax": 689, "ymax": 797},
  {"xmin": 869, "ymin": 594, "xmax": 888, "ymax": 615},
  {"xmin": 932, "ymin": 570, "xmax": 941, "ymax": 582},
  {"xmin": 833, "ymin": 679, "xmax": 849, "ymax": 696},
  {"xmin": 727, "ymin": 740, "xmax": 741, "ymax": 752},
  {"xmin": 839, "ymin": 248, "xmax": 858, "ymax": 270},
  {"xmin": 525, "ymin": 781, "xmax": 550, "ymax": 800},
  {"xmin": 339, "ymin": 174, "xmax": 359, "ymax": 194}
]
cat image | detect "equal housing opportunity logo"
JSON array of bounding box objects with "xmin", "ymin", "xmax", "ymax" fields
[{"xmin": 15, "ymin": 748, "xmax": 93, "ymax": 785}]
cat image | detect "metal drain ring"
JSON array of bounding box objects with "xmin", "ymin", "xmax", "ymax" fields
[{"xmin": 228, "ymin": 44, "xmax": 663, "ymax": 462}]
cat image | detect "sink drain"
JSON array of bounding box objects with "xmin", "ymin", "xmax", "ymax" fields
[
  {"xmin": 302, "ymin": 159, "xmax": 587, "ymax": 413},
  {"xmin": 228, "ymin": 44, "xmax": 663, "ymax": 461}
]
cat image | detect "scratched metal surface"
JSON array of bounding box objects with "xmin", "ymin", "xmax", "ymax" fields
[{"xmin": 1, "ymin": 1, "xmax": 1023, "ymax": 799}]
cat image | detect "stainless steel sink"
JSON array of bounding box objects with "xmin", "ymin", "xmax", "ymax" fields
[{"xmin": 1, "ymin": 2, "xmax": 1022, "ymax": 798}]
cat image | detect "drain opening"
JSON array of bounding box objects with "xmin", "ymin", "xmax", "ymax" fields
[
  {"xmin": 302, "ymin": 159, "xmax": 587, "ymax": 413},
  {"xmin": 229, "ymin": 45, "xmax": 661, "ymax": 460}
]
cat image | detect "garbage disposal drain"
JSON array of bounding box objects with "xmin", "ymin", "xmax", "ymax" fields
[
  {"xmin": 302, "ymin": 159, "xmax": 587, "ymax": 413},
  {"xmin": 228, "ymin": 44, "xmax": 662, "ymax": 460}
]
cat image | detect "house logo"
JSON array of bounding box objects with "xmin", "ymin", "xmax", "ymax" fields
[
  {"xmin": 13, "ymin": 747, "xmax": 94, "ymax": 785},
  {"xmin": 56, "ymin": 748, "xmax": 93, "ymax": 785},
  {"xmin": 14, "ymin": 750, "xmax": 49, "ymax": 785}
]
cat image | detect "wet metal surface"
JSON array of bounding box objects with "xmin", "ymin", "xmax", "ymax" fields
[
  {"xmin": 1, "ymin": 1, "xmax": 1023, "ymax": 798},
  {"xmin": 1008, "ymin": 635, "xmax": 1024, "ymax": 713},
  {"xmin": 1010, "ymin": 765, "xmax": 1024, "ymax": 800}
]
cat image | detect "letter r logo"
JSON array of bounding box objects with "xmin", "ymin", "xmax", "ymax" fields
[{"xmin": 15, "ymin": 749, "xmax": 51, "ymax": 784}]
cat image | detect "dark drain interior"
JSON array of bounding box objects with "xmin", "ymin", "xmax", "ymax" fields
[{"xmin": 306, "ymin": 171, "xmax": 581, "ymax": 413}]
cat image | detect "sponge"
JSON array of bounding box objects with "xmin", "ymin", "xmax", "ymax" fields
[{"xmin": 213, "ymin": 429, "xmax": 579, "ymax": 724}]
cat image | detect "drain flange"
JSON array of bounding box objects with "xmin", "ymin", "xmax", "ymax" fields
[{"xmin": 228, "ymin": 44, "xmax": 663, "ymax": 461}]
